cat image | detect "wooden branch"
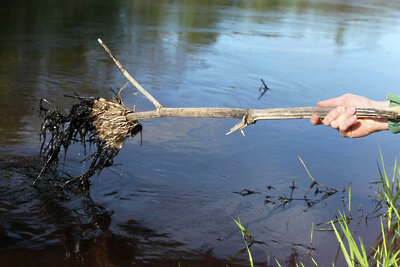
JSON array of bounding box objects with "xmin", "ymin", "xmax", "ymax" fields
[
  {"xmin": 126, "ymin": 106, "xmax": 400, "ymax": 121},
  {"xmin": 98, "ymin": 38, "xmax": 163, "ymax": 109},
  {"xmin": 97, "ymin": 38, "xmax": 400, "ymax": 135},
  {"xmin": 123, "ymin": 106, "xmax": 400, "ymax": 134}
]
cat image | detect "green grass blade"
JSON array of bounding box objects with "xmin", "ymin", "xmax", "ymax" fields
[
  {"xmin": 310, "ymin": 223, "xmax": 314, "ymax": 249},
  {"xmin": 379, "ymin": 147, "xmax": 388, "ymax": 187},
  {"xmin": 392, "ymin": 159, "xmax": 397, "ymax": 193},
  {"xmin": 232, "ymin": 217, "xmax": 254, "ymax": 267},
  {"xmin": 331, "ymin": 220, "xmax": 353, "ymax": 266},
  {"xmin": 348, "ymin": 183, "xmax": 352, "ymax": 216}
]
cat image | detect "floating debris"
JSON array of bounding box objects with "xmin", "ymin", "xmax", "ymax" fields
[
  {"xmin": 266, "ymin": 185, "xmax": 276, "ymax": 191},
  {"xmin": 233, "ymin": 189, "xmax": 258, "ymax": 196},
  {"xmin": 258, "ymin": 79, "xmax": 270, "ymax": 100}
]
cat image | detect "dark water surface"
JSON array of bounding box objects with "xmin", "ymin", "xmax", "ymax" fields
[{"xmin": 1, "ymin": 0, "xmax": 400, "ymax": 266}]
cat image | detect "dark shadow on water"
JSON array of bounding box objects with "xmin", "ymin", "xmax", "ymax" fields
[{"xmin": 0, "ymin": 153, "xmax": 249, "ymax": 266}]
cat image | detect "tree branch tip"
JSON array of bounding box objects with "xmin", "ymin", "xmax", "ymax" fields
[
  {"xmin": 226, "ymin": 123, "xmax": 245, "ymax": 135},
  {"xmin": 225, "ymin": 130, "xmax": 234, "ymax": 136}
]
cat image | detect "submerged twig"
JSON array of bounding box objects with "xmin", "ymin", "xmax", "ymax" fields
[
  {"xmin": 233, "ymin": 189, "xmax": 259, "ymax": 196},
  {"xmin": 298, "ymin": 153, "xmax": 338, "ymax": 198},
  {"xmin": 258, "ymin": 79, "xmax": 270, "ymax": 100}
]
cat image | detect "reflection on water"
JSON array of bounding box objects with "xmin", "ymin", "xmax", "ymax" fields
[
  {"xmin": 1, "ymin": 0, "xmax": 400, "ymax": 265},
  {"xmin": 0, "ymin": 152, "xmax": 248, "ymax": 266}
]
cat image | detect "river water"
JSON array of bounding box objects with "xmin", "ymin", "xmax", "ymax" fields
[{"xmin": 1, "ymin": 0, "xmax": 400, "ymax": 266}]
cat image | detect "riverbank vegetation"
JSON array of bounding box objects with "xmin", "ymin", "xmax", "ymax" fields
[{"xmin": 235, "ymin": 151, "xmax": 400, "ymax": 266}]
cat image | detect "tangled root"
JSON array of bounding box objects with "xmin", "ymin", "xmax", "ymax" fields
[
  {"xmin": 35, "ymin": 95, "xmax": 142, "ymax": 187},
  {"xmin": 91, "ymin": 98, "xmax": 141, "ymax": 149}
]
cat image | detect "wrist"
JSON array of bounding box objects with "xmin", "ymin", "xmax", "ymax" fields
[
  {"xmin": 369, "ymin": 100, "xmax": 389, "ymax": 132},
  {"xmin": 386, "ymin": 93, "xmax": 400, "ymax": 133},
  {"xmin": 375, "ymin": 119, "xmax": 389, "ymax": 131}
]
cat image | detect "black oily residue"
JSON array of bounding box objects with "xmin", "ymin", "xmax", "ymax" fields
[{"xmin": 35, "ymin": 95, "xmax": 141, "ymax": 188}]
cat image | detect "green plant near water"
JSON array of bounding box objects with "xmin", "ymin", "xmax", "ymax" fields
[
  {"xmin": 234, "ymin": 151, "xmax": 400, "ymax": 266},
  {"xmin": 330, "ymin": 152, "xmax": 400, "ymax": 266},
  {"xmin": 233, "ymin": 217, "xmax": 254, "ymax": 267}
]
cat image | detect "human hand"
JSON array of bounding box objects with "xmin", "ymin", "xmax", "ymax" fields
[{"xmin": 310, "ymin": 94, "xmax": 389, "ymax": 138}]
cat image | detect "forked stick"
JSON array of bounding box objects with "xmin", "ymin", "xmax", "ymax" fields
[
  {"xmin": 97, "ymin": 39, "xmax": 400, "ymax": 136},
  {"xmin": 98, "ymin": 39, "xmax": 162, "ymax": 109},
  {"xmin": 298, "ymin": 153, "xmax": 338, "ymax": 197}
]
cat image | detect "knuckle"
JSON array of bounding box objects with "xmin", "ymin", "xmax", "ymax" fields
[{"xmin": 342, "ymin": 93, "xmax": 354, "ymax": 99}]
